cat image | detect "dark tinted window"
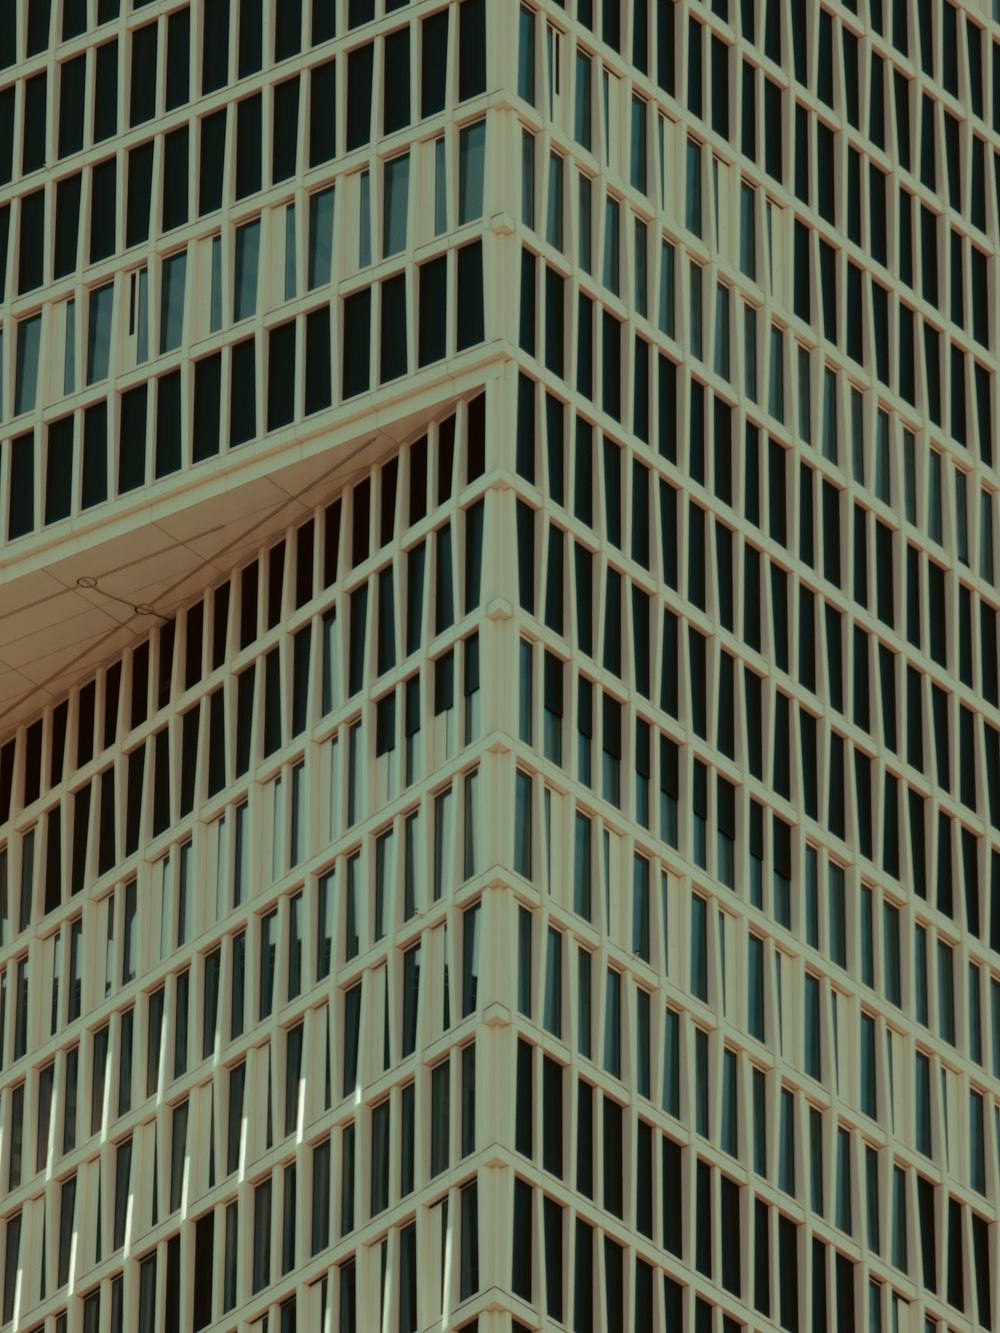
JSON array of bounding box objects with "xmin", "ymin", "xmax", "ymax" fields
[
  {"xmin": 62, "ymin": 0, "xmax": 87, "ymax": 39},
  {"xmin": 165, "ymin": 8, "xmax": 191, "ymax": 110},
  {"xmin": 193, "ymin": 354, "xmax": 222, "ymax": 461},
  {"xmin": 59, "ymin": 58, "xmax": 86, "ymax": 159},
  {"xmin": 384, "ymin": 29, "xmax": 411, "ymax": 133},
  {"xmin": 419, "ymin": 256, "xmax": 447, "ymax": 365},
  {"xmin": 238, "ymin": 0, "xmax": 263, "ymax": 74},
  {"xmin": 602, "ymin": 310, "xmax": 621, "ymax": 419},
  {"xmin": 8, "ymin": 434, "xmax": 35, "ymax": 541},
  {"xmin": 545, "ymin": 267, "xmax": 565, "ymax": 376},
  {"xmin": 422, "ymin": 11, "xmax": 449, "ymax": 116},
  {"xmin": 90, "ymin": 159, "xmax": 117, "ymax": 262},
  {"xmin": 603, "ymin": 0, "xmax": 621, "ymax": 50},
  {"xmin": 458, "ymin": 0, "xmax": 486, "ymax": 100},
  {"xmin": 18, "ymin": 191, "xmax": 44, "ymax": 294},
  {"xmin": 380, "ymin": 275, "xmax": 407, "ymax": 383},
  {"xmin": 93, "ymin": 42, "xmax": 119, "ymax": 143},
  {"xmin": 53, "ymin": 174, "xmax": 81, "ymax": 278},
  {"xmin": 119, "ymin": 385, "xmax": 149, "ymax": 493},
  {"xmin": 272, "ymin": 77, "xmax": 300, "ymax": 183},
  {"xmin": 82, "ymin": 402, "xmax": 108, "ymax": 508},
  {"xmin": 274, "ymin": 0, "xmax": 302, "ymax": 60},
  {"xmin": 162, "ymin": 128, "xmax": 190, "ymax": 232},
  {"xmin": 305, "ymin": 308, "xmax": 332, "ymax": 414},
  {"xmin": 126, "ymin": 143, "xmax": 154, "ymax": 247},
  {"xmin": 130, "ymin": 24, "xmax": 158, "ymax": 126},
  {"xmin": 45, "ymin": 418, "xmax": 74, "ymax": 524},
  {"xmin": 203, "ymin": 0, "xmax": 231, "ymax": 92},
  {"xmin": 155, "ymin": 370, "xmax": 183, "ymax": 479},
  {"xmin": 267, "ymin": 323, "xmax": 297, "ymax": 431},
  {"xmin": 230, "ymin": 338, "xmax": 257, "ymax": 446},
  {"xmin": 347, "ymin": 44, "xmax": 374, "ymax": 149},
  {"xmin": 235, "ymin": 94, "xmax": 262, "ymax": 198},
  {"xmin": 26, "ymin": 0, "xmax": 51, "ymax": 57},
  {"xmin": 199, "ymin": 110, "xmax": 227, "ymax": 215},
  {"xmin": 22, "ymin": 74, "xmax": 47, "ymax": 175},
  {"xmin": 343, "ymin": 289, "xmax": 372, "ymax": 398},
  {"xmin": 312, "ymin": 0, "xmax": 336, "ymax": 44},
  {"xmin": 309, "ymin": 59, "xmax": 336, "ymax": 165},
  {"xmin": 0, "ymin": 87, "xmax": 13, "ymax": 184},
  {"xmin": 456, "ymin": 242, "xmax": 484, "ymax": 348},
  {"xmin": 0, "ymin": 6, "xmax": 12, "ymax": 69}
]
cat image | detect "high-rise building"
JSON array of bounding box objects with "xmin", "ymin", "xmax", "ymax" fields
[{"xmin": 1, "ymin": 0, "xmax": 999, "ymax": 1330}]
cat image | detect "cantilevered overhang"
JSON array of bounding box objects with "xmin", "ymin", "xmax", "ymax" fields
[{"xmin": 0, "ymin": 346, "xmax": 509, "ymax": 738}]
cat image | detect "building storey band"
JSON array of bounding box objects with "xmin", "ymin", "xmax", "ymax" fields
[{"xmin": 0, "ymin": 0, "xmax": 999, "ymax": 1330}]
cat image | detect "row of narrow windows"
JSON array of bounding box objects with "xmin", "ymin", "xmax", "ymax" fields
[
  {"xmin": 513, "ymin": 1040, "xmax": 993, "ymax": 1330},
  {"xmin": 9, "ymin": 0, "xmax": 1000, "ymax": 114},
  {"xmin": 518, "ymin": 232, "xmax": 995, "ymax": 490},
  {"xmin": 511, "ymin": 758, "xmax": 1000, "ymax": 1106},
  {"xmin": 3, "ymin": 239, "xmax": 485, "ymax": 542},
  {"xmin": 1, "ymin": 395, "xmax": 484, "ymax": 813},
  {"xmin": 1, "ymin": 0, "xmax": 483, "ymax": 138}
]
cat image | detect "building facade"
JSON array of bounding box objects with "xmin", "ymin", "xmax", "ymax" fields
[{"xmin": 0, "ymin": 0, "xmax": 999, "ymax": 1330}]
